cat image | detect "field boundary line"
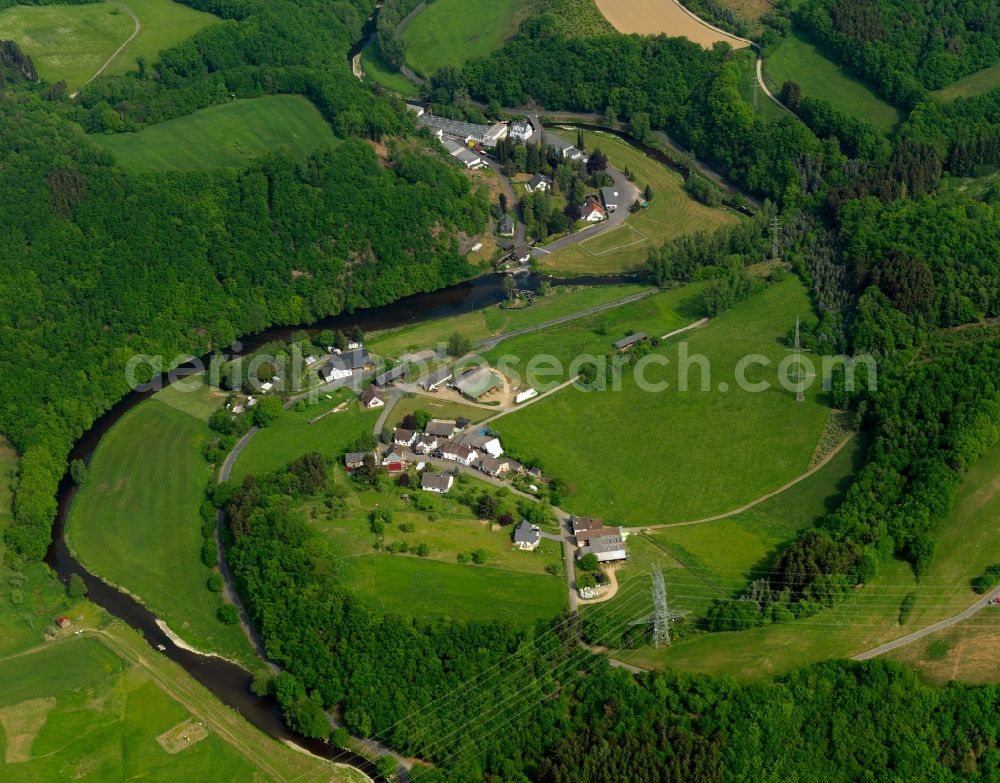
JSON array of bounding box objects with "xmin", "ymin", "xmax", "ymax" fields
[
  {"xmin": 579, "ymin": 223, "xmax": 648, "ymax": 257},
  {"xmin": 638, "ymin": 431, "xmax": 856, "ymax": 531},
  {"xmin": 72, "ymin": 1, "xmax": 142, "ymax": 97}
]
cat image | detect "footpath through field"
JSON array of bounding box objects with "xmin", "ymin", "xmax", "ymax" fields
[{"xmin": 71, "ymin": 1, "xmax": 142, "ymax": 97}]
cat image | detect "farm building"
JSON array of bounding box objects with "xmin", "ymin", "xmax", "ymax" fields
[
  {"xmin": 374, "ymin": 363, "xmax": 408, "ymax": 387},
  {"xmin": 572, "ymin": 516, "xmax": 604, "ymax": 537},
  {"xmin": 526, "ymin": 173, "xmax": 551, "ymax": 193},
  {"xmin": 513, "ymin": 520, "xmax": 541, "ymax": 550},
  {"xmin": 421, "ymin": 368, "xmax": 454, "ymax": 391},
  {"xmin": 451, "ymin": 366, "xmax": 502, "ymax": 401},
  {"xmin": 361, "ymin": 387, "xmax": 385, "ymax": 408},
  {"xmin": 421, "ymin": 471, "xmax": 453, "ymax": 493},
  {"xmin": 600, "ymin": 187, "xmax": 620, "ymax": 212},
  {"xmin": 498, "ymin": 214, "xmax": 515, "ymax": 237},
  {"xmin": 425, "ymin": 419, "xmax": 457, "ymax": 438},
  {"xmin": 614, "ymin": 332, "xmax": 647, "ymax": 351},
  {"xmin": 578, "ymin": 533, "xmax": 628, "ymax": 563},
  {"xmin": 55, "ymin": 615, "xmax": 72, "ymax": 629},
  {"xmin": 419, "ymin": 114, "xmax": 506, "ymax": 146}
]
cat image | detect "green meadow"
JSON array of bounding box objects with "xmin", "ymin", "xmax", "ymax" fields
[
  {"xmin": 0, "ymin": 0, "xmax": 216, "ymax": 91},
  {"xmin": 933, "ymin": 62, "xmax": 1000, "ymax": 101},
  {"xmin": 401, "ymin": 0, "xmax": 535, "ymax": 77},
  {"xmin": 765, "ymin": 31, "xmax": 902, "ymax": 136},
  {"xmin": 93, "ymin": 95, "xmax": 338, "ymax": 171},
  {"xmin": 492, "ymin": 277, "xmax": 831, "ymax": 526},
  {"xmin": 360, "ymin": 39, "xmax": 420, "ymax": 97},
  {"xmin": 65, "ymin": 380, "xmax": 254, "ymax": 666}
]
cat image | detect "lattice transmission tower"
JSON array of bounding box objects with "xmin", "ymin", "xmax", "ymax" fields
[{"xmin": 652, "ymin": 564, "xmax": 671, "ymax": 648}]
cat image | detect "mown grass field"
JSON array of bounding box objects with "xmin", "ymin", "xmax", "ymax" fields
[
  {"xmin": 360, "ymin": 39, "xmax": 420, "ymax": 97},
  {"xmin": 492, "ymin": 277, "xmax": 831, "ymax": 526},
  {"xmin": 367, "ymin": 283, "xmax": 649, "ymax": 357},
  {"xmin": 65, "ymin": 384, "xmax": 254, "ymax": 666},
  {"xmin": 230, "ymin": 388, "xmax": 381, "ymax": 482},
  {"xmin": 93, "ymin": 95, "xmax": 338, "ymax": 171},
  {"xmin": 389, "ymin": 396, "xmax": 491, "ymax": 428},
  {"xmin": 0, "ymin": 628, "xmax": 343, "ymax": 782},
  {"xmin": 933, "ymin": 62, "xmax": 1000, "ymax": 101},
  {"xmin": 0, "ymin": 0, "xmax": 215, "ymax": 91},
  {"xmin": 540, "ymin": 130, "xmax": 740, "ymax": 276},
  {"xmin": 765, "ymin": 31, "xmax": 902, "ymax": 136},
  {"xmin": 401, "ymin": 0, "xmax": 536, "ymax": 77},
  {"xmin": 613, "ymin": 437, "xmax": 1000, "ymax": 681}
]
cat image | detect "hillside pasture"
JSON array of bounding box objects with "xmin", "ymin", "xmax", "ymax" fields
[
  {"xmin": 492, "ymin": 277, "xmax": 831, "ymax": 527},
  {"xmin": 360, "ymin": 39, "xmax": 420, "ymax": 97},
  {"xmin": 92, "ymin": 95, "xmax": 338, "ymax": 171},
  {"xmin": 933, "ymin": 62, "xmax": 1000, "ymax": 101},
  {"xmin": 65, "ymin": 388, "xmax": 254, "ymax": 666},
  {"xmin": 540, "ymin": 130, "xmax": 741, "ymax": 275},
  {"xmin": 764, "ymin": 31, "xmax": 902, "ymax": 136},
  {"xmin": 593, "ymin": 0, "xmax": 749, "ymax": 48},
  {"xmin": 401, "ymin": 0, "xmax": 536, "ymax": 77}
]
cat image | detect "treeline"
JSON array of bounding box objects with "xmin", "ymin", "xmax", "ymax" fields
[
  {"xmin": 222, "ymin": 456, "xmax": 1000, "ymax": 781},
  {"xmin": 899, "ymin": 89, "xmax": 1000, "ymax": 177},
  {"xmin": 794, "ymin": 0, "xmax": 1000, "ymax": 105},
  {"xmin": 0, "ymin": 97, "xmax": 487, "ymax": 559},
  {"xmin": 374, "ymin": 0, "xmax": 424, "ymax": 68}
]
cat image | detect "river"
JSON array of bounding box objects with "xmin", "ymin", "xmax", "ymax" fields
[{"xmin": 44, "ymin": 271, "xmax": 631, "ymax": 780}]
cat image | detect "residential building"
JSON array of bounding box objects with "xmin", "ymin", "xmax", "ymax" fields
[
  {"xmin": 419, "ymin": 114, "xmax": 506, "ymax": 146},
  {"xmin": 440, "ymin": 442, "xmax": 477, "ymax": 466},
  {"xmin": 425, "ymin": 419, "xmax": 457, "ymax": 438},
  {"xmin": 344, "ymin": 452, "xmax": 374, "ymax": 472},
  {"xmin": 500, "ymin": 457, "xmax": 524, "ymax": 475},
  {"xmin": 451, "ymin": 366, "xmax": 501, "ymax": 401},
  {"xmin": 526, "ymin": 173, "xmax": 551, "ymax": 193},
  {"xmin": 455, "ymin": 433, "xmax": 503, "ymax": 457},
  {"xmin": 614, "ymin": 332, "xmax": 647, "ymax": 351},
  {"xmin": 421, "ymin": 471, "xmax": 453, "ymax": 493},
  {"xmin": 374, "ymin": 363, "xmax": 408, "ymax": 387},
  {"xmin": 572, "ymin": 516, "xmax": 604, "ymax": 538},
  {"xmin": 382, "ymin": 449, "xmax": 405, "ymax": 471},
  {"xmin": 394, "ymin": 428, "xmax": 417, "ymax": 447},
  {"xmin": 600, "ymin": 186, "xmax": 620, "ymax": 212},
  {"xmin": 581, "ymin": 197, "xmax": 606, "ymax": 222},
  {"xmin": 483, "ymin": 122, "xmax": 508, "ymax": 145},
  {"xmin": 513, "ymin": 519, "xmax": 541, "ymax": 550},
  {"xmin": 528, "ymin": 466, "xmax": 543, "ymax": 479},
  {"xmin": 509, "ymin": 120, "xmax": 533, "ymax": 142},
  {"xmin": 479, "ymin": 455, "xmax": 508, "ymax": 478},
  {"xmin": 361, "ymin": 387, "xmax": 385, "ymax": 409},
  {"xmin": 322, "ymin": 363, "xmax": 353, "ymax": 382},
  {"xmin": 455, "ymin": 417, "xmax": 472, "ymax": 431},
  {"xmin": 421, "ymin": 368, "xmax": 453, "ymax": 391},
  {"xmin": 514, "ymin": 246, "xmax": 532, "ymax": 264},
  {"xmin": 498, "ymin": 214, "xmax": 515, "ymax": 238},
  {"xmin": 414, "ymin": 434, "xmax": 439, "ymax": 455},
  {"xmin": 578, "ymin": 533, "xmax": 628, "ymax": 563}
]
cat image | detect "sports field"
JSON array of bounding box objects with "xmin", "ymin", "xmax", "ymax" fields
[
  {"xmin": 540, "ymin": 130, "xmax": 740, "ymax": 275},
  {"xmin": 593, "ymin": 0, "xmax": 749, "ymax": 48},
  {"xmin": 65, "ymin": 380, "xmax": 254, "ymax": 666},
  {"xmin": 93, "ymin": 95, "xmax": 338, "ymax": 171},
  {"xmin": 0, "ymin": 628, "xmax": 345, "ymax": 782},
  {"xmin": 401, "ymin": 0, "xmax": 535, "ymax": 77},
  {"xmin": 492, "ymin": 277, "xmax": 831, "ymax": 526},
  {"xmin": 0, "ymin": 0, "xmax": 216, "ymax": 91},
  {"xmin": 933, "ymin": 62, "xmax": 1000, "ymax": 101},
  {"xmin": 229, "ymin": 388, "xmax": 381, "ymax": 482},
  {"xmin": 765, "ymin": 32, "xmax": 902, "ymax": 136}
]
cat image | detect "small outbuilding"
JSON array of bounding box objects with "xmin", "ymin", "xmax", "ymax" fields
[{"xmin": 614, "ymin": 332, "xmax": 647, "ymax": 351}]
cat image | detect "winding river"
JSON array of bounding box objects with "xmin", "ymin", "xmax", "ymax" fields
[{"xmin": 44, "ymin": 271, "xmax": 630, "ymax": 780}]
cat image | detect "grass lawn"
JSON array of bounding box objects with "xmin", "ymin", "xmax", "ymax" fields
[
  {"xmin": 612, "ymin": 437, "xmax": 1000, "ymax": 681},
  {"xmin": 367, "ymin": 283, "xmax": 649, "ymax": 357},
  {"xmin": 765, "ymin": 31, "xmax": 902, "ymax": 136},
  {"xmin": 733, "ymin": 48, "xmax": 786, "ymax": 121},
  {"xmin": 937, "ymin": 168, "xmax": 1000, "ymax": 201},
  {"xmin": 65, "ymin": 387, "xmax": 254, "ymax": 666},
  {"xmin": 230, "ymin": 388, "xmax": 381, "ymax": 482},
  {"xmin": 0, "ymin": 628, "xmax": 343, "ymax": 782},
  {"xmin": 92, "ymin": 95, "xmax": 338, "ymax": 171},
  {"xmin": 401, "ymin": 0, "xmax": 535, "ymax": 78},
  {"xmin": 389, "ymin": 395, "xmax": 491, "ymax": 428},
  {"xmin": 491, "ymin": 277, "xmax": 831, "ymax": 526},
  {"xmin": 539, "ymin": 130, "xmax": 741, "ymax": 276},
  {"xmin": 360, "ymin": 39, "xmax": 420, "ymax": 97},
  {"xmin": 154, "ymin": 374, "xmax": 229, "ymax": 422},
  {"xmin": 933, "ymin": 62, "xmax": 1000, "ymax": 101},
  {"xmin": 0, "ymin": 0, "xmax": 216, "ymax": 91}
]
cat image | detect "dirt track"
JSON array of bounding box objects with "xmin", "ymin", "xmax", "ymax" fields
[{"xmin": 594, "ymin": 0, "xmax": 750, "ymax": 49}]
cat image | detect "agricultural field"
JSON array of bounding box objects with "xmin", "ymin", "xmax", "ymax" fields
[
  {"xmin": 229, "ymin": 388, "xmax": 381, "ymax": 482},
  {"xmin": 310, "ymin": 470, "xmax": 567, "ymax": 625},
  {"xmin": 539, "ymin": 130, "xmax": 741, "ymax": 275},
  {"xmin": 0, "ymin": 627, "xmax": 344, "ymax": 782},
  {"xmin": 65, "ymin": 380, "xmax": 254, "ymax": 666},
  {"xmin": 93, "ymin": 95, "xmax": 339, "ymax": 171},
  {"xmin": 367, "ymin": 283, "xmax": 649, "ymax": 357},
  {"xmin": 593, "ymin": 0, "xmax": 749, "ymax": 48},
  {"xmin": 492, "ymin": 277, "xmax": 831, "ymax": 527},
  {"xmin": 932, "ymin": 62, "xmax": 1000, "ymax": 101},
  {"xmin": 401, "ymin": 0, "xmax": 536, "ymax": 78},
  {"xmin": 0, "ymin": 0, "xmax": 216, "ymax": 92},
  {"xmin": 764, "ymin": 32, "xmax": 902, "ymax": 136},
  {"xmin": 360, "ymin": 39, "xmax": 420, "ymax": 97},
  {"xmin": 613, "ymin": 437, "xmax": 1000, "ymax": 680}
]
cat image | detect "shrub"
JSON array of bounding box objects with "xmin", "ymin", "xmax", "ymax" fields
[
  {"xmin": 898, "ymin": 592, "xmax": 917, "ymax": 624},
  {"xmin": 470, "ymin": 548, "xmax": 487, "ymax": 564},
  {"xmin": 971, "ymin": 563, "xmax": 1000, "ymax": 594},
  {"xmin": 207, "ymin": 573, "xmax": 225, "ymax": 592},
  {"xmin": 201, "ymin": 539, "xmax": 219, "ymax": 567},
  {"xmin": 579, "ymin": 553, "xmax": 599, "ymax": 571},
  {"xmin": 217, "ymin": 604, "xmax": 239, "ymax": 624},
  {"xmin": 67, "ymin": 573, "xmax": 87, "ymax": 598}
]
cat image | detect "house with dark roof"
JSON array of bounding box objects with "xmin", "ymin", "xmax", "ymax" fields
[
  {"xmin": 374, "ymin": 363, "xmax": 408, "ymax": 387},
  {"xmin": 600, "ymin": 186, "xmax": 620, "ymax": 212},
  {"xmin": 414, "ymin": 434, "xmax": 440, "ymax": 454},
  {"xmin": 344, "ymin": 452, "xmax": 375, "ymax": 472},
  {"xmin": 500, "ymin": 457, "xmax": 524, "ymax": 475},
  {"xmin": 421, "ymin": 471, "xmax": 453, "ymax": 493},
  {"xmin": 513, "ymin": 519, "xmax": 541, "ymax": 550},
  {"xmin": 509, "ymin": 120, "xmax": 533, "ymax": 142},
  {"xmin": 498, "ymin": 214, "xmax": 515, "ymax": 238},
  {"xmin": 526, "ymin": 173, "xmax": 551, "ymax": 193},
  {"xmin": 381, "ymin": 448, "xmax": 405, "ymax": 471},
  {"xmin": 425, "ymin": 419, "xmax": 457, "ymax": 438},
  {"xmin": 394, "ymin": 428, "xmax": 417, "ymax": 447},
  {"xmin": 578, "ymin": 533, "xmax": 628, "ymax": 563},
  {"xmin": 440, "ymin": 441, "xmax": 477, "ymax": 466},
  {"xmin": 360, "ymin": 387, "xmax": 385, "ymax": 409},
  {"xmin": 478, "ymin": 455, "xmax": 507, "ymax": 478},
  {"xmin": 614, "ymin": 332, "xmax": 647, "ymax": 351}
]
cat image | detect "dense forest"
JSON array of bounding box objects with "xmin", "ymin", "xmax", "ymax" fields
[
  {"xmin": 1, "ymin": 0, "xmax": 489, "ymax": 559},
  {"xmin": 794, "ymin": 0, "xmax": 999, "ymax": 105},
  {"xmin": 222, "ymin": 455, "xmax": 1000, "ymax": 781}
]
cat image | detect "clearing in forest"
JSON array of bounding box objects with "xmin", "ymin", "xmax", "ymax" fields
[{"xmin": 593, "ymin": 0, "xmax": 749, "ymax": 49}]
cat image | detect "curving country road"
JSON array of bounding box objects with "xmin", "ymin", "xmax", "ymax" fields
[{"xmin": 851, "ymin": 586, "xmax": 1000, "ymax": 661}]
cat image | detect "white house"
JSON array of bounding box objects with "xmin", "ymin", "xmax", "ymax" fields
[
  {"xmin": 360, "ymin": 387, "xmax": 385, "ymax": 409},
  {"xmin": 526, "ymin": 173, "xmax": 551, "ymax": 193},
  {"xmin": 509, "ymin": 120, "xmax": 533, "ymax": 143},
  {"xmin": 440, "ymin": 442, "xmax": 477, "ymax": 466},
  {"xmin": 581, "ymin": 198, "xmax": 606, "ymax": 223},
  {"xmin": 322, "ymin": 364, "xmax": 353, "ymax": 382},
  {"xmin": 394, "ymin": 428, "xmax": 417, "ymax": 447},
  {"xmin": 513, "ymin": 520, "xmax": 541, "ymax": 551},
  {"xmin": 421, "ymin": 471, "xmax": 453, "ymax": 493},
  {"xmin": 414, "ymin": 434, "xmax": 439, "ymax": 455}
]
